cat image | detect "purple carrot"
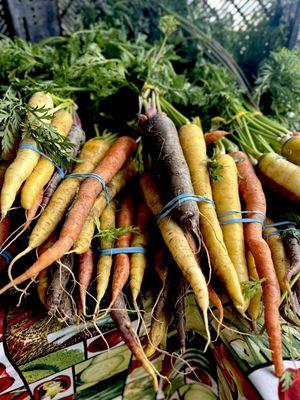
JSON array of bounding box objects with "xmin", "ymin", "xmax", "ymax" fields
[
  {"xmin": 56, "ymin": 290, "xmax": 77, "ymax": 322},
  {"xmin": 174, "ymin": 274, "xmax": 187, "ymax": 352},
  {"xmin": 46, "ymin": 253, "xmax": 74, "ymax": 317},
  {"xmin": 283, "ymin": 225, "xmax": 300, "ymax": 281},
  {"xmin": 140, "ymin": 112, "xmax": 199, "ymax": 234},
  {"xmin": 41, "ymin": 115, "xmax": 86, "ymax": 209}
]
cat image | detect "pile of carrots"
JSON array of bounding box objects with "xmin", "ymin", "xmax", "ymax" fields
[{"xmin": 0, "ymin": 85, "xmax": 299, "ymax": 390}]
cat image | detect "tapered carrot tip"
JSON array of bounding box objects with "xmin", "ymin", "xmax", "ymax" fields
[{"xmin": 0, "ymin": 281, "xmax": 14, "ymax": 294}]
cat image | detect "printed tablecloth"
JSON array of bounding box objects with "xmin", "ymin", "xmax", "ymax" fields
[{"xmin": 0, "ymin": 293, "xmax": 299, "ymax": 400}]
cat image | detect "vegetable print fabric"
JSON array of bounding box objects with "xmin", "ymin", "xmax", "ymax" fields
[{"xmin": 0, "ymin": 294, "xmax": 299, "ymax": 400}]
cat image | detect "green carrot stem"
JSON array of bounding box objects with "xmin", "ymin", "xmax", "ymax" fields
[
  {"xmin": 247, "ymin": 127, "xmax": 282, "ymax": 153},
  {"xmin": 256, "ymin": 114, "xmax": 291, "ymax": 136},
  {"xmin": 241, "ymin": 116, "xmax": 260, "ymax": 155},
  {"xmin": 222, "ymin": 137, "xmax": 239, "ymax": 152},
  {"xmin": 159, "ymin": 97, "xmax": 190, "ymax": 126},
  {"xmin": 233, "ymin": 133, "xmax": 261, "ymax": 159},
  {"xmin": 246, "ymin": 115, "xmax": 285, "ymax": 137},
  {"xmin": 258, "ymin": 136, "xmax": 275, "ymax": 153}
]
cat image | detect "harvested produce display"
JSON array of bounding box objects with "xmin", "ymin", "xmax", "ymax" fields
[{"xmin": 0, "ymin": 4, "xmax": 299, "ymax": 400}]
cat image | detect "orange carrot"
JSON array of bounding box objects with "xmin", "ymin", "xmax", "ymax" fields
[
  {"xmin": 204, "ymin": 130, "xmax": 230, "ymax": 145},
  {"xmin": 208, "ymin": 285, "xmax": 224, "ymax": 332},
  {"xmin": 231, "ymin": 150, "xmax": 283, "ymax": 377},
  {"xmin": 77, "ymin": 248, "xmax": 94, "ymax": 316},
  {"xmin": 0, "ymin": 136, "xmax": 136, "ymax": 294},
  {"xmin": 111, "ymin": 196, "xmax": 134, "ymax": 305}
]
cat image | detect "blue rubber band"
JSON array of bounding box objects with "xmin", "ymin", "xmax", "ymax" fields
[
  {"xmin": 218, "ymin": 210, "xmax": 266, "ymax": 218},
  {"xmin": 157, "ymin": 193, "xmax": 214, "ymax": 224},
  {"xmin": 0, "ymin": 250, "xmax": 13, "ymax": 265},
  {"xmin": 65, "ymin": 173, "xmax": 110, "ymax": 204},
  {"xmin": 218, "ymin": 210, "xmax": 265, "ymax": 225},
  {"xmin": 99, "ymin": 247, "xmax": 146, "ymax": 256},
  {"xmin": 263, "ymin": 221, "xmax": 297, "ymax": 230},
  {"xmin": 18, "ymin": 144, "xmax": 65, "ymax": 178},
  {"xmin": 220, "ymin": 217, "xmax": 265, "ymax": 225},
  {"xmin": 264, "ymin": 227, "xmax": 299, "ymax": 239},
  {"xmin": 19, "ymin": 144, "xmax": 110, "ymax": 204}
]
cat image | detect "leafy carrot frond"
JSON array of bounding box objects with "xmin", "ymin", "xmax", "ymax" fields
[
  {"xmin": 0, "ymin": 87, "xmax": 75, "ymax": 168},
  {"xmin": 94, "ymin": 128, "xmax": 118, "ymax": 144},
  {"xmin": 241, "ymin": 279, "xmax": 265, "ymax": 300},
  {"xmin": 280, "ymin": 370, "xmax": 293, "ymax": 392},
  {"xmin": 94, "ymin": 222, "xmax": 139, "ymax": 240},
  {"xmin": 208, "ymin": 159, "xmax": 224, "ymax": 182}
]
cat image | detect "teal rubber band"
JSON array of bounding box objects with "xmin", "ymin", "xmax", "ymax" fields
[
  {"xmin": 263, "ymin": 221, "xmax": 297, "ymax": 230},
  {"xmin": 264, "ymin": 227, "xmax": 299, "ymax": 239},
  {"xmin": 0, "ymin": 250, "xmax": 13, "ymax": 265},
  {"xmin": 218, "ymin": 210, "xmax": 266, "ymax": 219},
  {"xmin": 18, "ymin": 144, "xmax": 110, "ymax": 204},
  {"xmin": 157, "ymin": 193, "xmax": 214, "ymax": 223},
  {"xmin": 220, "ymin": 217, "xmax": 265, "ymax": 225},
  {"xmin": 99, "ymin": 247, "xmax": 146, "ymax": 256},
  {"xmin": 18, "ymin": 144, "xmax": 65, "ymax": 178},
  {"xmin": 65, "ymin": 173, "xmax": 110, "ymax": 204}
]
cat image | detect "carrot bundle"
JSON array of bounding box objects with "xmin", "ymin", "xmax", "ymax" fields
[
  {"xmin": 232, "ymin": 150, "xmax": 283, "ymax": 377},
  {"xmin": 140, "ymin": 172, "xmax": 210, "ymax": 344},
  {"xmin": 1, "ymin": 92, "xmax": 54, "ymax": 218},
  {"xmin": 0, "ymin": 136, "xmax": 136, "ymax": 293},
  {"xmin": 179, "ymin": 124, "xmax": 245, "ymax": 313}
]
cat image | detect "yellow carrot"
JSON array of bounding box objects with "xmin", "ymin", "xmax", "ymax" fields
[
  {"xmin": 37, "ymin": 269, "xmax": 50, "ymax": 307},
  {"xmin": 179, "ymin": 124, "xmax": 245, "ymax": 313},
  {"xmin": 0, "ymin": 164, "xmax": 8, "ymax": 189},
  {"xmin": 21, "ymin": 109, "xmax": 73, "ymax": 210},
  {"xmin": 211, "ymin": 153, "xmax": 249, "ymax": 290},
  {"xmin": 130, "ymin": 199, "xmax": 150, "ymax": 301},
  {"xmin": 246, "ymin": 250, "xmax": 262, "ymax": 326},
  {"xmin": 95, "ymin": 201, "xmax": 116, "ymax": 311},
  {"xmin": 144, "ymin": 308, "xmax": 170, "ymax": 358},
  {"xmin": 264, "ymin": 218, "xmax": 290, "ymax": 292},
  {"xmin": 1, "ymin": 92, "xmax": 54, "ymax": 218},
  {"xmin": 281, "ymin": 136, "xmax": 300, "ymax": 166},
  {"xmin": 258, "ymin": 152, "xmax": 300, "ymax": 202}
]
